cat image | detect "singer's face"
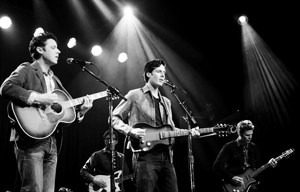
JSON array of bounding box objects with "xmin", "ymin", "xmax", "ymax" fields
[
  {"xmin": 149, "ymin": 65, "xmax": 166, "ymax": 87},
  {"xmin": 41, "ymin": 39, "xmax": 61, "ymax": 65}
]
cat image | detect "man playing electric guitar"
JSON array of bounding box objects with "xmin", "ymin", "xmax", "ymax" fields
[
  {"xmin": 111, "ymin": 59, "xmax": 200, "ymax": 192},
  {"xmin": 213, "ymin": 120, "xmax": 277, "ymax": 192},
  {"xmin": 80, "ymin": 130, "xmax": 133, "ymax": 192}
]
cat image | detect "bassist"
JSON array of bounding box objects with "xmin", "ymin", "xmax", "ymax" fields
[{"xmin": 213, "ymin": 120, "xmax": 277, "ymax": 192}]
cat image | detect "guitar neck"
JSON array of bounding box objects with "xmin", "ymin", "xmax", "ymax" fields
[
  {"xmin": 115, "ymin": 174, "xmax": 134, "ymax": 183},
  {"xmin": 159, "ymin": 127, "xmax": 215, "ymax": 139},
  {"xmin": 61, "ymin": 91, "xmax": 107, "ymax": 108},
  {"xmin": 251, "ymin": 152, "xmax": 288, "ymax": 178}
]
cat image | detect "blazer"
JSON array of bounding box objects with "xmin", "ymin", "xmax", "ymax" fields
[{"xmin": 0, "ymin": 61, "xmax": 81, "ymax": 153}]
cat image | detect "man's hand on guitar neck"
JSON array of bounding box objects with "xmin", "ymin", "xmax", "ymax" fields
[
  {"xmin": 190, "ymin": 126, "xmax": 200, "ymax": 137},
  {"xmin": 78, "ymin": 95, "xmax": 93, "ymax": 116},
  {"xmin": 268, "ymin": 158, "xmax": 277, "ymax": 168}
]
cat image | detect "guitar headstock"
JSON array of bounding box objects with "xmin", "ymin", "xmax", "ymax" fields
[
  {"xmin": 214, "ymin": 123, "xmax": 237, "ymax": 137},
  {"xmin": 282, "ymin": 148, "xmax": 295, "ymax": 159}
]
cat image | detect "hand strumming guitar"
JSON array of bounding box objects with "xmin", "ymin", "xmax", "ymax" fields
[
  {"xmin": 30, "ymin": 92, "xmax": 58, "ymax": 105},
  {"xmin": 92, "ymin": 176, "xmax": 107, "ymax": 189},
  {"xmin": 129, "ymin": 128, "xmax": 146, "ymax": 140},
  {"xmin": 231, "ymin": 176, "xmax": 244, "ymax": 186}
]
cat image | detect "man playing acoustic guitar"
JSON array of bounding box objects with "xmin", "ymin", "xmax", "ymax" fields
[
  {"xmin": 111, "ymin": 59, "xmax": 200, "ymax": 192},
  {"xmin": 213, "ymin": 120, "xmax": 277, "ymax": 192},
  {"xmin": 0, "ymin": 31, "xmax": 93, "ymax": 192}
]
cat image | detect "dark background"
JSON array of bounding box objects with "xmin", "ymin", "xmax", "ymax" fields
[{"xmin": 0, "ymin": 0, "xmax": 298, "ymax": 192}]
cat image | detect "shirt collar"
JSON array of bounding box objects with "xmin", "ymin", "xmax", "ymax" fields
[{"xmin": 142, "ymin": 84, "xmax": 162, "ymax": 98}]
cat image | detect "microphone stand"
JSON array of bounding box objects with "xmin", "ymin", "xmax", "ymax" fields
[
  {"xmin": 77, "ymin": 64, "xmax": 127, "ymax": 192},
  {"xmin": 167, "ymin": 86, "xmax": 197, "ymax": 192}
]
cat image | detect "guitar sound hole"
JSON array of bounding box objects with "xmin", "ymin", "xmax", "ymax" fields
[{"xmin": 51, "ymin": 103, "xmax": 62, "ymax": 113}]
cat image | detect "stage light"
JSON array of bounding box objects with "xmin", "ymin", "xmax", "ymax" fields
[
  {"xmin": 0, "ymin": 16, "xmax": 12, "ymax": 29},
  {"xmin": 91, "ymin": 45, "xmax": 102, "ymax": 56},
  {"xmin": 118, "ymin": 52, "xmax": 128, "ymax": 63},
  {"xmin": 33, "ymin": 27, "xmax": 44, "ymax": 37},
  {"xmin": 238, "ymin": 15, "xmax": 248, "ymax": 25},
  {"xmin": 67, "ymin": 38, "xmax": 77, "ymax": 48},
  {"xmin": 123, "ymin": 6, "xmax": 133, "ymax": 16}
]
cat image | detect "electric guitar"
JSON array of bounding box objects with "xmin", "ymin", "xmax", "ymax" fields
[
  {"xmin": 129, "ymin": 122, "xmax": 236, "ymax": 152},
  {"xmin": 88, "ymin": 170, "xmax": 134, "ymax": 192},
  {"xmin": 223, "ymin": 148, "xmax": 295, "ymax": 192},
  {"xmin": 8, "ymin": 89, "xmax": 108, "ymax": 140}
]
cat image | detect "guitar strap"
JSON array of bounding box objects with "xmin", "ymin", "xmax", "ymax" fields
[{"xmin": 52, "ymin": 75, "xmax": 73, "ymax": 99}]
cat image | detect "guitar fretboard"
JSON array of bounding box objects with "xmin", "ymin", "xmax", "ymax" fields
[
  {"xmin": 251, "ymin": 149, "xmax": 294, "ymax": 178},
  {"xmin": 159, "ymin": 127, "xmax": 215, "ymax": 139},
  {"xmin": 60, "ymin": 91, "xmax": 107, "ymax": 109}
]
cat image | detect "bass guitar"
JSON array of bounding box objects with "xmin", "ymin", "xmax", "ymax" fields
[
  {"xmin": 129, "ymin": 122, "xmax": 236, "ymax": 152},
  {"xmin": 88, "ymin": 170, "xmax": 134, "ymax": 192},
  {"xmin": 9, "ymin": 89, "xmax": 108, "ymax": 140},
  {"xmin": 223, "ymin": 148, "xmax": 295, "ymax": 192}
]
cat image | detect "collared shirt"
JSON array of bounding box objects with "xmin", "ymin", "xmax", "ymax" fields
[
  {"xmin": 80, "ymin": 148, "xmax": 129, "ymax": 184},
  {"xmin": 111, "ymin": 84, "xmax": 174, "ymax": 135},
  {"xmin": 27, "ymin": 68, "xmax": 55, "ymax": 104},
  {"xmin": 43, "ymin": 69, "xmax": 55, "ymax": 93},
  {"xmin": 111, "ymin": 84, "xmax": 179, "ymax": 163}
]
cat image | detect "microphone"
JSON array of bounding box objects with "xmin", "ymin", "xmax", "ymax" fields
[
  {"xmin": 66, "ymin": 58, "xmax": 92, "ymax": 65},
  {"xmin": 163, "ymin": 79, "xmax": 177, "ymax": 89}
]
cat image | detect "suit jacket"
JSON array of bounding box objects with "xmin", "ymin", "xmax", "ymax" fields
[{"xmin": 0, "ymin": 61, "xmax": 80, "ymax": 153}]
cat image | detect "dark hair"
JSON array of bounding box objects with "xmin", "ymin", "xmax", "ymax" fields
[
  {"xmin": 28, "ymin": 31, "xmax": 58, "ymax": 60},
  {"xmin": 103, "ymin": 130, "xmax": 119, "ymax": 141},
  {"xmin": 143, "ymin": 59, "xmax": 166, "ymax": 82},
  {"xmin": 236, "ymin": 120, "xmax": 255, "ymax": 136}
]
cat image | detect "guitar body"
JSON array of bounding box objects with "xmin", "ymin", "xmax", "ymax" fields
[
  {"xmin": 10, "ymin": 89, "xmax": 76, "ymax": 140},
  {"xmin": 130, "ymin": 123, "xmax": 175, "ymax": 152},
  {"xmin": 89, "ymin": 174, "xmax": 121, "ymax": 192},
  {"xmin": 223, "ymin": 168, "xmax": 257, "ymax": 192},
  {"xmin": 88, "ymin": 170, "xmax": 134, "ymax": 192}
]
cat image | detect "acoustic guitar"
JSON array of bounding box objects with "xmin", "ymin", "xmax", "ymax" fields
[
  {"xmin": 88, "ymin": 170, "xmax": 134, "ymax": 192},
  {"xmin": 8, "ymin": 89, "xmax": 108, "ymax": 140}
]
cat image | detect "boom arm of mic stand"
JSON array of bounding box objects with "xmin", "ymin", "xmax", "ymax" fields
[{"xmin": 79, "ymin": 65, "xmax": 127, "ymax": 101}]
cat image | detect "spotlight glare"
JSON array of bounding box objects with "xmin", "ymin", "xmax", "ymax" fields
[
  {"xmin": 0, "ymin": 16, "xmax": 12, "ymax": 29},
  {"xmin": 238, "ymin": 15, "xmax": 248, "ymax": 25},
  {"xmin": 33, "ymin": 27, "xmax": 44, "ymax": 37},
  {"xmin": 118, "ymin": 52, "xmax": 128, "ymax": 63},
  {"xmin": 123, "ymin": 6, "xmax": 133, "ymax": 16},
  {"xmin": 91, "ymin": 45, "xmax": 102, "ymax": 56},
  {"xmin": 67, "ymin": 37, "xmax": 77, "ymax": 48}
]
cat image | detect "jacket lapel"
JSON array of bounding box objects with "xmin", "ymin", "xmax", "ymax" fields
[{"xmin": 31, "ymin": 61, "xmax": 47, "ymax": 93}]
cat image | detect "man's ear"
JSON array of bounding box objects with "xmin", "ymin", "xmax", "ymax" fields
[
  {"xmin": 146, "ymin": 72, "xmax": 151, "ymax": 79},
  {"xmin": 36, "ymin": 46, "xmax": 44, "ymax": 54}
]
